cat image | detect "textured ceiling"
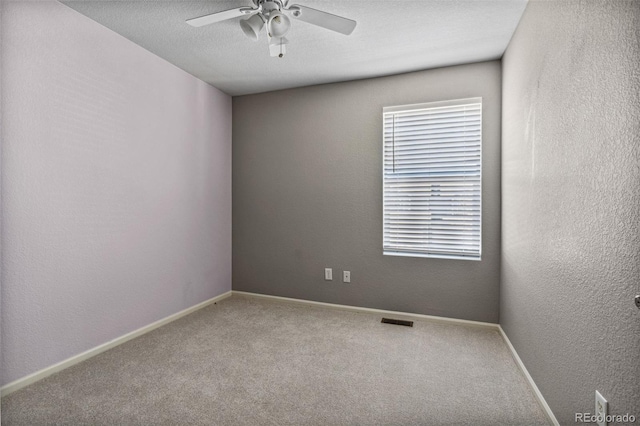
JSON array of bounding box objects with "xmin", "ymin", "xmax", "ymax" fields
[{"xmin": 60, "ymin": 0, "xmax": 528, "ymax": 96}]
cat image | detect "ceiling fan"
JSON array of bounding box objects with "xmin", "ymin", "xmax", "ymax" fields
[{"xmin": 186, "ymin": 0, "xmax": 357, "ymax": 58}]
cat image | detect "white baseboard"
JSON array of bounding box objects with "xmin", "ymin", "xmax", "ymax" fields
[
  {"xmin": 498, "ymin": 325, "xmax": 559, "ymax": 426},
  {"xmin": 232, "ymin": 291, "xmax": 499, "ymax": 329},
  {"xmin": 0, "ymin": 290, "xmax": 232, "ymax": 397}
]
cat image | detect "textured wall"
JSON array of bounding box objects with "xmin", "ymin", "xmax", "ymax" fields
[
  {"xmin": 501, "ymin": 0, "xmax": 640, "ymax": 423},
  {"xmin": 233, "ymin": 62, "xmax": 501, "ymax": 323},
  {"xmin": 0, "ymin": 0, "xmax": 4, "ymax": 417},
  {"xmin": 1, "ymin": 0, "xmax": 232, "ymax": 385}
]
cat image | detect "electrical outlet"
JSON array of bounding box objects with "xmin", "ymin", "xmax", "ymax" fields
[
  {"xmin": 324, "ymin": 268, "xmax": 332, "ymax": 281},
  {"xmin": 343, "ymin": 271, "xmax": 350, "ymax": 283},
  {"xmin": 595, "ymin": 391, "xmax": 608, "ymax": 426}
]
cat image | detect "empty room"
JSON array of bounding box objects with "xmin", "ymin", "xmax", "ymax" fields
[{"xmin": 1, "ymin": 0, "xmax": 638, "ymax": 425}]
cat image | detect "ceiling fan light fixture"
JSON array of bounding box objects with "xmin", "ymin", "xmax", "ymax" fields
[
  {"xmin": 240, "ymin": 13, "xmax": 265, "ymax": 40},
  {"xmin": 187, "ymin": 1, "xmax": 357, "ymax": 57},
  {"xmin": 267, "ymin": 11, "xmax": 290, "ymax": 38}
]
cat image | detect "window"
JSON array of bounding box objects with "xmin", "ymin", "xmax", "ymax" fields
[{"xmin": 383, "ymin": 98, "xmax": 482, "ymax": 260}]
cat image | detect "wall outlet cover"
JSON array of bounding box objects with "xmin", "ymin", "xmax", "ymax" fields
[
  {"xmin": 343, "ymin": 271, "xmax": 351, "ymax": 283},
  {"xmin": 595, "ymin": 390, "xmax": 608, "ymax": 426},
  {"xmin": 324, "ymin": 268, "xmax": 332, "ymax": 281}
]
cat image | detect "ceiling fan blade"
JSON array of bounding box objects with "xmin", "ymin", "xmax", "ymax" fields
[
  {"xmin": 288, "ymin": 5, "xmax": 356, "ymax": 35},
  {"xmin": 186, "ymin": 7, "xmax": 253, "ymax": 28}
]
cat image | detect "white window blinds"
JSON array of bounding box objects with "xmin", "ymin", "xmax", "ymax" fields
[{"xmin": 383, "ymin": 98, "xmax": 482, "ymax": 260}]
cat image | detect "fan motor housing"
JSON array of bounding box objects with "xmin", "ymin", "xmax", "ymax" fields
[{"xmin": 253, "ymin": 0, "xmax": 283, "ymax": 14}]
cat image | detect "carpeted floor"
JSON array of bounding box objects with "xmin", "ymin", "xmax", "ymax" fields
[{"xmin": 2, "ymin": 294, "xmax": 550, "ymax": 425}]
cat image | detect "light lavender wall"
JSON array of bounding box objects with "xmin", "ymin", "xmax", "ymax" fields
[
  {"xmin": 233, "ymin": 62, "xmax": 501, "ymax": 323},
  {"xmin": 1, "ymin": 0, "xmax": 232, "ymax": 385},
  {"xmin": 501, "ymin": 0, "xmax": 640, "ymax": 423}
]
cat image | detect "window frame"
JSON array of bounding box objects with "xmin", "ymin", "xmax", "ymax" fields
[{"xmin": 382, "ymin": 97, "xmax": 483, "ymax": 261}]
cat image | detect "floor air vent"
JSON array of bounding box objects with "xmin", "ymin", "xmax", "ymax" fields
[{"xmin": 381, "ymin": 318, "xmax": 413, "ymax": 327}]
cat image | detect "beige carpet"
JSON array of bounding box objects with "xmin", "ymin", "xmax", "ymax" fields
[{"xmin": 2, "ymin": 294, "xmax": 550, "ymax": 425}]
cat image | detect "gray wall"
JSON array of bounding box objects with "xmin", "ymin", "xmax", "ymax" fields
[
  {"xmin": 1, "ymin": 0, "xmax": 232, "ymax": 385},
  {"xmin": 233, "ymin": 62, "xmax": 501, "ymax": 323},
  {"xmin": 501, "ymin": 0, "xmax": 640, "ymax": 423}
]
